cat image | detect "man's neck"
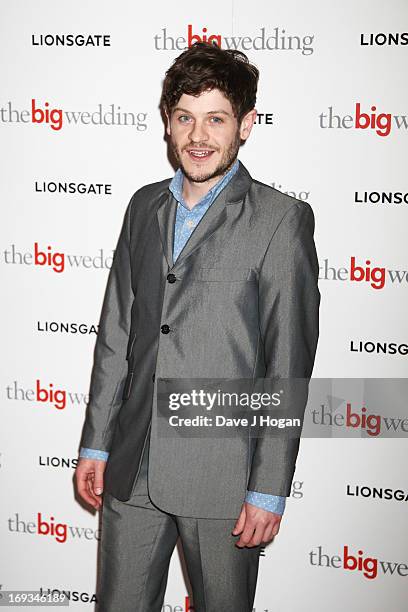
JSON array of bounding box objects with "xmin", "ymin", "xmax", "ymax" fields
[
  {"xmin": 181, "ymin": 162, "xmax": 236, "ymax": 210},
  {"xmin": 181, "ymin": 177, "xmax": 217, "ymax": 210}
]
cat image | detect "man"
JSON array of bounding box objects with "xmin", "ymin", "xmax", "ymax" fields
[{"xmin": 75, "ymin": 41, "xmax": 320, "ymax": 611}]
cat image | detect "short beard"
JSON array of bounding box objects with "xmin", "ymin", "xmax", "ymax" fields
[{"xmin": 171, "ymin": 128, "xmax": 241, "ymax": 184}]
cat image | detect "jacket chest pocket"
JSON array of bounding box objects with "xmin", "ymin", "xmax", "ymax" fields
[{"xmin": 192, "ymin": 267, "xmax": 257, "ymax": 282}]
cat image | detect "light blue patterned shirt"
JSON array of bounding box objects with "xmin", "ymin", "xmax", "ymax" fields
[{"xmin": 80, "ymin": 158, "xmax": 286, "ymax": 516}]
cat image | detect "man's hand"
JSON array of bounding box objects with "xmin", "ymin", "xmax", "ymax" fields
[
  {"xmin": 232, "ymin": 502, "xmax": 282, "ymax": 547},
  {"xmin": 75, "ymin": 458, "xmax": 106, "ymax": 510}
]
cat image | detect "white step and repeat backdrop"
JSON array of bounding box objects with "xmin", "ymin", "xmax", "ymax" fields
[{"xmin": 1, "ymin": 1, "xmax": 407, "ymax": 610}]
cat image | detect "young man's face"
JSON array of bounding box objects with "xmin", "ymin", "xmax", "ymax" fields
[{"xmin": 166, "ymin": 88, "xmax": 256, "ymax": 184}]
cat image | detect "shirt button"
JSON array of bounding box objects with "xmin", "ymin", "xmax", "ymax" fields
[
  {"xmin": 187, "ymin": 220, "xmax": 195, "ymax": 228},
  {"xmin": 167, "ymin": 273, "xmax": 177, "ymax": 283},
  {"xmin": 161, "ymin": 324, "xmax": 170, "ymax": 334}
]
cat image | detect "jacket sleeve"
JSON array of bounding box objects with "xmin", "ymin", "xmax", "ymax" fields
[
  {"xmin": 78, "ymin": 194, "xmax": 135, "ymax": 453},
  {"xmin": 247, "ymin": 200, "xmax": 320, "ymax": 497}
]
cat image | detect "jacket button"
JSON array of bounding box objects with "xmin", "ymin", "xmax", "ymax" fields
[
  {"xmin": 152, "ymin": 373, "xmax": 155, "ymax": 382},
  {"xmin": 161, "ymin": 324, "xmax": 170, "ymax": 334},
  {"xmin": 167, "ymin": 273, "xmax": 177, "ymax": 283}
]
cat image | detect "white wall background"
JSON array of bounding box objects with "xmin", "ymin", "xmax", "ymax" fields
[{"xmin": 1, "ymin": 1, "xmax": 407, "ymax": 610}]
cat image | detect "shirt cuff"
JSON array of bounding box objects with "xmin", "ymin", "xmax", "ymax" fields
[
  {"xmin": 79, "ymin": 447, "xmax": 109, "ymax": 461},
  {"xmin": 245, "ymin": 490, "xmax": 286, "ymax": 515}
]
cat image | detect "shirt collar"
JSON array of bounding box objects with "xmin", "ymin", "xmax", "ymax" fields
[{"xmin": 169, "ymin": 158, "xmax": 240, "ymax": 211}]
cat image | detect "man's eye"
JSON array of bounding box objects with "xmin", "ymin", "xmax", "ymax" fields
[{"xmin": 177, "ymin": 115, "xmax": 223, "ymax": 124}]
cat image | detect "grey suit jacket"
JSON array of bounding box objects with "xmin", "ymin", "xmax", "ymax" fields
[{"xmin": 79, "ymin": 160, "xmax": 320, "ymax": 519}]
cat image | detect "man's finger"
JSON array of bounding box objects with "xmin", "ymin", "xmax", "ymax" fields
[
  {"xmin": 261, "ymin": 522, "xmax": 275, "ymax": 543},
  {"xmin": 92, "ymin": 464, "xmax": 105, "ymax": 496},
  {"xmin": 77, "ymin": 470, "xmax": 99, "ymax": 508},
  {"xmin": 75, "ymin": 461, "xmax": 105, "ymax": 509},
  {"xmin": 235, "ymin": 520, "xmax": 256, "ymax": 547},
  {"xmin": 246, "ymin": 522, "xmax": 266, "ymax": 547},
  {"xmin": 232, "ymin": 505, "xmax": 246, "ymax": 535},
  {"xmin": 86, "ymin": 473, "xmax": 101, "ymax": 508},
  {"xmin": 271, "ymin": 519, "xmax": 281, "ymax": 536}
]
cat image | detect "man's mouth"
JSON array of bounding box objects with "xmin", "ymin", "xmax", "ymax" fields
[{"xmin": 186, "ymin": 149, "xmax": 215, "ymax": 161}]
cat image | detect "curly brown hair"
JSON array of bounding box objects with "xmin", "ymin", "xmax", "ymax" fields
[{"xmin": 160, "ymin": 42, "xmax": 259, "ymax": 123}]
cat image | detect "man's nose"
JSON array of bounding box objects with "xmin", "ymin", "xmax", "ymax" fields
[{"xmin": 188, "ymin": 120, "xmax": 209, "ymax": 143}]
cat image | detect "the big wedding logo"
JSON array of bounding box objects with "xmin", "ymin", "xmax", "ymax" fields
[
  {"xmin": 312, "ymin": 401, "xmax": 408, "ymax": 437},
  {"xmin": 270, "ymin": 181, "xmax": 310, "ymax": 203},
  {"xmin": 0, "ymin": 99, "xmax": 148, "ymax": 131},
  {"xmin": 319, "ymin": 257, "xmax": 408, "ymax": 289},
  {"xmin": 2, "ymin": 242, "xmax": 114, "ymax": 272},
  {"xmin": 319, "ymin": 103, "xmax": 408, "ymax": 137},
  {"xmin": 6, "ymin": 379, "xmax": 89, "ymax": 410},
  {"xmin": 8, "ymin": 512, "xmax": 100, "ymax": 543},
  {"xmin": 310, "ymin": 545, "xmax": 408, "ymax": 580},
  {"xmin": 154, "ymin": 24, "xmax": 314, "ymax": 55}
]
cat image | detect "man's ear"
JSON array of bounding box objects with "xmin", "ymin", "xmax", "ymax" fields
[
  {"xmin": 239, "ymin": 108, "xmax": 257, "ymax": 141},
  {"xmin": 164, "ymin": 109, "xmax": 171, "ymax": 136}
]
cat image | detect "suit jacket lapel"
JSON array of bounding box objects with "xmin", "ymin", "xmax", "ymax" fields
[
  {"xmin": 156, "ymin": 190, "xmax": 177, "ymax": 269},
  {"xmin": 156, "ymin": 160, "xmax": 253, "ymax": 271}
]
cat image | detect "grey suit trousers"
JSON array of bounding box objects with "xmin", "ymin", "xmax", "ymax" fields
[{"xmin": 96, "ymin": 428, "xmax": 261, "ymax": 612}]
